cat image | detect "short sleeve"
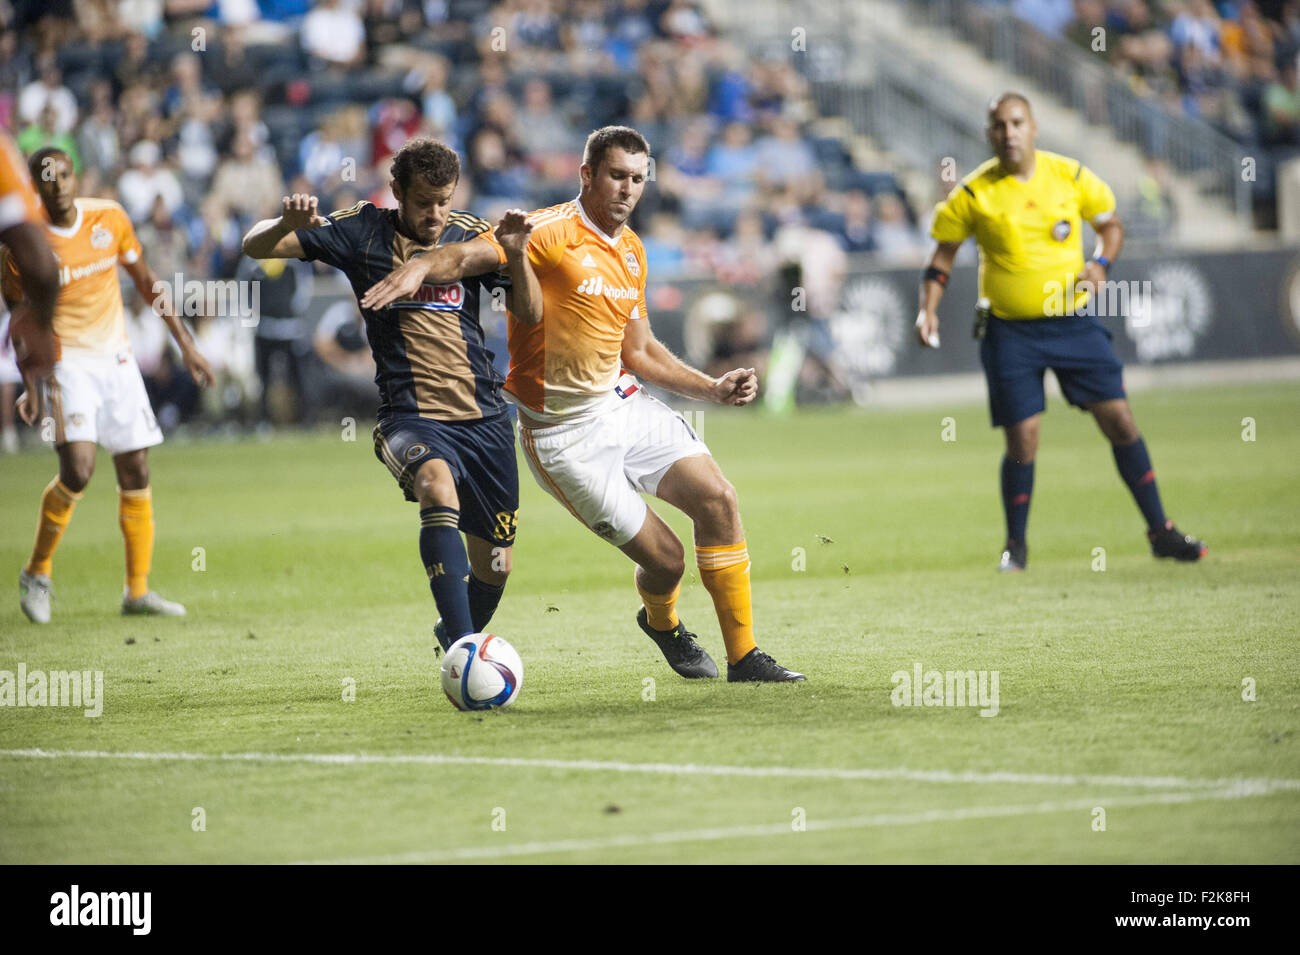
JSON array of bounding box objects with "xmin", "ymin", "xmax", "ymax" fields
[
  {"xmin": 525, "ymin": 216, "xmax": 567, "ymax": 275},
  {"xmin": 930, "ymin": 182, "xmax": 976, "ymax": 243},
  {"xmin": 630, "ymin": 239, "xmax": 647, "ymax": 321},
  {"xmin": 116, "ymin": 206, "xmax": 143, "ymax": 264},
  {"xmin": 296, "ymin": 201, "xmax": 367, "ymax": 270},
  {"xmin": 1076, "ymin": 164, "xmax": 1116, "ymax": 222}
]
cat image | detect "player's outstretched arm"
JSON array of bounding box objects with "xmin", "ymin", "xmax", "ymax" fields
[
  {"xmin": 621, "ymin": 316, "xmax": 758, "ymax": 406},
  {"xmin": 915, "ymin": 240, "xmax": 962, "ymax": 348},
  {"xmin": 242, "ymin": 194, "xmax": 329, "ymax": 260},
  {"xmin": 495, "ymin": 209, "xmax": 542, "ymax": 325},
  {"xmin": 359, "ymin": 236, "xmax": 507, "ymax": 311},
  {"xmin": 124, "ymin": 255, "xmax": 215, "ymax": 388}
]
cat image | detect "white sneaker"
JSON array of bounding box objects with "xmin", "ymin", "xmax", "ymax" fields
[
  {"xmin": 19, "ymin": 570, "xmax": 52, "ymax": 623},
  {"xmin": 121, "ymin": 589, "xmax": 186, "ymax": 617}
]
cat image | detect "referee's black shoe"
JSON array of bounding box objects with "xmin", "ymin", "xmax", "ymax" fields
[
  {"xmin": 637, "ymin": 608, "xmax": 718, "ymax": 679},
  {"xmin": 998, "ymin": 540, "xmax": 1027, "ymax": 573},
  {"xmin": 1148, "ymin": 521, "xmax": 1208, "ymax": 561},
  {"xmin": 727, "ymin": 648, "xmax": 806, "ymax": 683}
]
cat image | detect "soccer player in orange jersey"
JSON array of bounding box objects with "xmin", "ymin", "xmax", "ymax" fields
[
  {"xmin": 4, "ymin": 148, "xmax": 214, "ymax": 623},
  {"xmin": 364, "ymin": 127, "xmax": 804, "ymax": 682},
  {"xmin": 0, "ymin": 130, "xmax": 60, "ymax": 443}
]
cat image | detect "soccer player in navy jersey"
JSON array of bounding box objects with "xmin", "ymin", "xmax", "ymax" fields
[
  {"xmin": 916, "ymin": 94, "xmax": 1205, "ymax": 571},
  {"xmin": 243, "ymin": 138, "xmax": 541, "ymax": 648}
]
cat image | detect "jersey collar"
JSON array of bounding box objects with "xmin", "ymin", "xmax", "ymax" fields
[
  {"xmin": 574, "ymin": 195, "xmax": 622, "ymax": 248},
  {"xmin": 46, "ymin": 199, "xmax": 83, "ymax": 238}
]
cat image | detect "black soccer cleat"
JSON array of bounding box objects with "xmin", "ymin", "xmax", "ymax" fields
[
  {"xmin": 1148, "ymin": 521, "xmax": 1207, "ymax": 562},
  {"xmin": 636, "ymin": 607, "xmax": 718, "ymax": 679},
  {"xmin": 434, "ymin": 618, "xmax": 453, "ymax": 652},
  {"xmin": 997, "ymin": 540, "xmax": 1027, "ymax": 573},
  {"xmin": 727, "ymin": 648, "xmax": 806, "ymax": 683}
]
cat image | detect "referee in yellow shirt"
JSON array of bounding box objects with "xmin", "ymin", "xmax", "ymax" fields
[{"xmin": 916, "ymin": 93, "xmax": 1206, "ymax": 571}]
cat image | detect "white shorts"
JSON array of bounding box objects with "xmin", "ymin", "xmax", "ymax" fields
[
  {"xmin": 518, "ymin": 389, "xmax": 710, "ymax": 546},
  {"xmin": 44, "ymin": 349, "xmax": 163, "ymax": 455}
]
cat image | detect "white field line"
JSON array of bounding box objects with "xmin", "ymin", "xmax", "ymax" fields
[
  {"xmin": 297, "ymin": 784, "xmax": 1292, "ymax": 864},
  {"xmin": 4, "ymin": 747, "xmax": 1300, "ymax": 794}
]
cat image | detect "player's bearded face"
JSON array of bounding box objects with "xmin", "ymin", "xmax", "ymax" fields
[
  {"xmin": 393, "ymin": 177, "xmax": 456, "ymax": 245},
  {"xmin": 582, "ymin": 149, "xmax": 648, "ymax": 230}
]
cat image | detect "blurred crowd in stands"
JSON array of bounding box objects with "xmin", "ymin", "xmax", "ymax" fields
[
  {"xmin": 1004, "ymin": 0, "xmax": 1300, "ymax": 148},
  {"xmin": 2, "ymin": 0, "xmax": 942, "ymax": 438}
]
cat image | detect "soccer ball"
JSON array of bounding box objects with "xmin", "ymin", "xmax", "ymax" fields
[{"xmin": 440, "ymin": 633, "xmax": 523, "ymax": 710}]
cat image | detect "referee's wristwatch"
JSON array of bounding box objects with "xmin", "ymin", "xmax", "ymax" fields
[{"xmin": 1089, "ymin": 254, "xmax": 1110, "ymax": 272}]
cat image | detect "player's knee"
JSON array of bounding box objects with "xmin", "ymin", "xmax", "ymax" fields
[
  {"xmin": 414, "ymin": 468, "xmax": 457, "ymax": 508},
  {"xmin": 120, "ymin": 461, "xmax": 149, "ymax": 490},
  {"xmin": 697, "ymin": 478, "xmax": 739, "ymax": 528},
  {"xmin": 475, "ymin": 546, "xmax": 512, "ymax": 583},
  {"xmin": 60, "ymin": 459, "xmax": 94, "ymax": 493}
]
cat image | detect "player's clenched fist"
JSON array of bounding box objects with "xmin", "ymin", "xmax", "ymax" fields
[
  {"xmin": 714, "ymin": 367, "xmax": 758, "ymax": 406},
  {"xmin": 280, "ymin": 194, "xmax": 327, "ymax": 232},
  {"xmin": 495, "ymin": 209, "xmax": 532, "ymax": 255}
]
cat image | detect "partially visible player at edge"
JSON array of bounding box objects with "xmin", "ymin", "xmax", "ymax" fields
[
  {"xmin": 242, "ymin": 138, "xmax": 541, "ymax": 649},
  {"xmin": 916, "ymin": 93, "xmax": 1205, "ymax": 571},
  {"xmin": 363, "ymin": 126, "xmax": 804, "ymax": 683},
  {"xmin": 6, "ymin": 147, "xmax": 215, "ymax": 623},
  {"xmin": 0, "ymin": 131, "xmax": 59, "ymax": 390}
]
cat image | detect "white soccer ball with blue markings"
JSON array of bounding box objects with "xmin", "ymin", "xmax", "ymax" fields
[{"xmin": 440, "ymin": 633, "xmax": 523, "ymax": 710}]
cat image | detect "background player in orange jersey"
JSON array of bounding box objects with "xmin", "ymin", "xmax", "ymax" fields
[
  {"xmin": 0, "ymin": 131, "xmax": 60, "ymax": 403},
  {"xmin": 365, "ymin": 127, "xmax": 805, "ymax": 683},
  {"xmin": 4, "ymin": 147, "xmax": 214, "ymax": 623}
]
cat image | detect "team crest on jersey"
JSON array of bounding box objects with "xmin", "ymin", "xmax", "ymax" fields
[
  {"xmin": 1051, "ymin": 219, "xmax": 1072, "ymax": 242},
  {"xmin": 624, "ymin": 251, "xmax": 639, "ymax": 276},
  {"xmin": 90, "ymin": 225, "xmax": 113, "ymax": 250},
  {"xmin": 405, "ymin": 444, "xmax": 429, "ymax": 461},
  {"xmin": 69, "ymin": 413, "xmax": 85, "ymax": 428}
]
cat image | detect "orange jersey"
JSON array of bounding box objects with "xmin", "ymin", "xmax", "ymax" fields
[
  {"xmin": 498, "ymin": 198, "xmax": 647, "ymax": 423},
  {"xmin": 0, "ymin": 133, "xmax": 44, "ymax": 233},
  {"xmin": 1, "ymin": 198, "xmax": 140, "ymax": 355}
]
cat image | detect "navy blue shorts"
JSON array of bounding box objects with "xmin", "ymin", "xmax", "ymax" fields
[
  {"xmin": 373, "ymin": 412, "xmax": 519, "ymax": 546},
  {"xmin": 980, "ymin": 314, "xmax": 1126, "ymax": 428}
]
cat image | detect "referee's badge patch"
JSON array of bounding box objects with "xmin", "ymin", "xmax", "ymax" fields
[{"xmin": 1051, "ymin": 219, "xmax": 1072, "ymax": 242}]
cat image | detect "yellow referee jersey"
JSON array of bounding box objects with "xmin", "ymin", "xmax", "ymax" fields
[{"xmin": 930, "ymin": 150, "xmax": 1116, "ymax": 319}]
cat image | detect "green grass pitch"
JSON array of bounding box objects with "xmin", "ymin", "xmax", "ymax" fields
[{"xmin": 1, "ymin": 382, "xmax": 1297, "ymax": 863}]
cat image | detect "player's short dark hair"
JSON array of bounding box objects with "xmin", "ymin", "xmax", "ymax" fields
[
  {"xmin": 27, "ymin": 147, "xmax": 70, "ymax": 184},
  {"xmin": 988, "ymin": 92, "xmax": 1033, "ymax": 117},
  {"xmin": 582, "ymin": 126, "xmax": 650, "ymax": 174},
  {"xmin": 390, "ymin": 138, "xmax": 460, "ymax": 191}
]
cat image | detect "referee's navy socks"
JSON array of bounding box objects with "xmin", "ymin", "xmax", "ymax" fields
[
  {"xmin": 419, "ymin": 506, "xmax": 474, "ymax": 640},
  {"xmin": 468, "ymin": 574, "xmax": 506, "ymax": 633},
  {"xmin": 1001, "ymin": 456, "xmax": 1034, "ymax": 545},
  {"xmin": 1112, "ymin": 437, "xmax": 1166, "ymax": 532}
]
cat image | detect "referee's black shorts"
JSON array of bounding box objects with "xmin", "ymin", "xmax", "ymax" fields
[{"xmin": 980, "ymin": 314, "xmax": 1126, "ymax": 428}]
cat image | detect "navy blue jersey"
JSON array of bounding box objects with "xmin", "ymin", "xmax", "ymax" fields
[{"xmin": 296, "ymin": 201, "xmax": 510, "ymax": 421}]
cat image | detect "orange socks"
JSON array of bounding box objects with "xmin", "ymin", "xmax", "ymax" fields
[
  {"xmin": 25, "ymin": 477, "xmax": 82, "ymax": 578},
  {"xmin": 636, "ymin": 577, "xmax": 680, "ymax": 631},
  {"xmin": 119, "ymin": 486, "xmax": 154, "ymax": 599},
  {"xmin": 696, "ymin": 541, "xmax": 756, "ymax": 664}
]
